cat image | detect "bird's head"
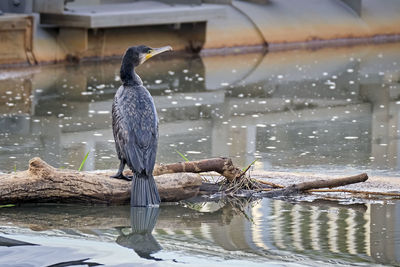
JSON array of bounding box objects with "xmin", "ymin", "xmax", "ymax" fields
[{"xmin": 124, "ymin": 45, "xmax": 173, "ymax": 67}]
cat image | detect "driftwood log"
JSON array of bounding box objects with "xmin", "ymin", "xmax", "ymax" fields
[
  {"xmin": 260, "ymin": 173, "xmax": 369, "ymax": 198},
  {"xmin": 154, "ymin": 157, "xmax": 242, "ymax": 182},
  {"xmin": 0, "ymin": 157, "xmax": 202, "ymax": 205},
  {"xmin": 0, "ymin": 157, "xmax": 370, "ymax": 205}
]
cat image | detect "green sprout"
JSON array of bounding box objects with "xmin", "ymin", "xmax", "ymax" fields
[
  {"xmin": 78, "ymin": 151, "xmax": 90, "ymax": 171},
  {"xmin": 175, "ymin": 150, "xmax": 189, "ymax": 162}
]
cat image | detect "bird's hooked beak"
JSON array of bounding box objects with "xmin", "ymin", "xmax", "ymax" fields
[{"xmin": 141, "ymin": 46, "xmax": 173, "ymax": 64}]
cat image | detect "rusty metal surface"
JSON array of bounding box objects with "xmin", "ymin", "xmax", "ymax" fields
[
  {"xmin": 204, "ymin": 0, "xmax": 400, "ymax": 49},
  {"xmin": 0, "ymin": 14, "xmax": 35, "ymax": 66},
  {"xmin": 2, "ymin": 1, "xmax": 400, "ymax": 65}
]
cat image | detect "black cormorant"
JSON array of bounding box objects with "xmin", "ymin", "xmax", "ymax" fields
[{"xmin": 111, "ymin": 45, "xmax": 172, "ymax": 206}]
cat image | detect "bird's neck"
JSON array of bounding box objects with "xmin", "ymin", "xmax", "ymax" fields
[{"xmin": 120, "ymin": 60, "xmax": 142, "ymax": 86}]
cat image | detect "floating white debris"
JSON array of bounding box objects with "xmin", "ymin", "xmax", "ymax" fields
[
  {"xmin": 88, "ymin": 110, "xmax": 95, "ymax": 114},
  {"xmin": 347, "ymin": 69, "xmax": 354, "ymax": 73},
  {"xmin": 323, "ymin": 72, "xmax": 328, "ymax": 76},
  {"xmin": 184, "ymin": 96, "xmax": 193, "ymax": 100},
  {"xmin": 155, "ymin": 80, "xmax": 162, "ymax": 84},
  {"xmin": 269, "ymin": 136, "xmax": 276, "ymax": 140},
  {"xmin": 115, "ymin": 76, "xmax": 121, "ymax": 81},
  {"xmin": 101, "ymin": 156, "xmax": 111, "ymax": 159},
  {"xmin": 195, "ymin": 103, "xmax": 202, "ymax": 106},
  {"xmin": 107, "ymin": 140, "xmax": 115, "ymax": 143},
  {"xmin": 197, "ymin": 77, "xmax": 204, "ymax": 81},
  {"xmin": 186, "ymin": 151, "xmax": 201, "ymax": 154},
  {"xmin": 380, "ymin": 143, "xmax": 388, "ymax": 146},
  {"xmin": 96, "ymin": 84, "xmax": 105, "ymax": 89},
  {"xmin": 252, "ymin": 114, "xmax": 259, "ymax": 118},
  {"xmin": 277, "ymin": 75, "xmax": 283, "ymax": 79},
  {"xmin": 5, "ymin": 91, "xmax": 12, "ymax": 95},
  {"xmin": 97, "ymin": 110, "xmax": 110, "ymax": 114},
  {"xmin": 81, "ymin": 91, "xmax": 93, "ymax": 95},
  {"xmin": 349, "ymin": 81, "xmax": 355, "ymax": 85},
  {"xmin": 168, "ymin": 71, "xmax": 175, "ymax": 75},
  {"xmin": 9, "ymin": 156, "xmax": 16, "ymax": 159},
  {"xmin": 171, "ymin": 101, "xmax": 178, "ymax": 105},
  {"xmin": 308, "ymin": 136, "xmax": 315, "ymax": 139},
  {"xmin": 183, "ymin": 69, "xmax": 189, "ymax": 73},
  {"xmin": 35, "ymin": 89, "xmax": 43, "ymax": 93},
  {"xmin": 266, "ymin": 146, "xmax": 276, "ymax": 149},
  {"xmin": 344, "ymin": 136, "xmax": 359, "ymax": 140},
  {"xmin": 220, "ymin": 82, "xmax": 229, "ymax": 86},
  {"xmin": 93, "ymin": 133, "xmax": 103, "ymax": 136}
]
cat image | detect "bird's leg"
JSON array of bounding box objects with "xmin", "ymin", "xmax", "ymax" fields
[{"xmin": 110, "ymin": 160, "xmax": 132, "ymax": 181}]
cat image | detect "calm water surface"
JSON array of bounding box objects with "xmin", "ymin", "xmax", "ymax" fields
[
  {"xmin": 1, "ymin": 43, "xmax": 400, "ymax": 175},
  {"xmin": 1, "ymin": 42, "xmax": 400, "ymax": 266},
  {"xmin": 0, "ymin": 199, "xmax": 399, "ymax": 266}
]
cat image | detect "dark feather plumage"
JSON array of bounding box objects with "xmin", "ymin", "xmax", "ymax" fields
[
  {"xmin": 111, "ymin": 45, "xmax": 171, "ymax": 206},
  {"xmin": 112, "ymin": 84, "xmax": 158, "ymax": 176}
]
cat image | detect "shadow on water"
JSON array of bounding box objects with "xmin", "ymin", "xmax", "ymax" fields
[{"xmin": 0, "ymin": 199, "xmax": 399, "ymax": 265}]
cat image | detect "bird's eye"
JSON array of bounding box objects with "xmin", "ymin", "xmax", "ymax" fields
[{"xmin": 147, "ymin": 50, "xmax": 152, "ymax": 54}]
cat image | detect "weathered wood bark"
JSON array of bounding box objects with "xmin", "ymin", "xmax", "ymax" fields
[
  {"xmin": 261, "ymin": 173, "xmax": 369, "ymax": 198},
  {"xmin": 0, "ymin": 157, "xmax": 202, "ymax": 205},
  {"xmin": 154, "ymin": 157, "xmax": 242, "ymax": 182},
  {"xmin": 0, "ymin": 157, "xmax": 370, "ymax": 204}
]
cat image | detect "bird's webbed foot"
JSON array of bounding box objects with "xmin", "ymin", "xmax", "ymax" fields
[{"xmin": 110, "ymin": 173, "xmax": 132, "ymax": 181}]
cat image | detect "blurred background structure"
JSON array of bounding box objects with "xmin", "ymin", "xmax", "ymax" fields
[{"xmin": 0, "ymin": 0, "xmax": 399, "ymax": 66}]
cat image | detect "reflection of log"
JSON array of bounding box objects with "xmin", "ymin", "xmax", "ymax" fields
[
  {"xmin": 154, "ymin": 157, "xmax": 242, "ymax": 182},
  {"xmin": 0, "ymin": 203, "xmax": 231, "ymax": 231},
  {"xmin": 262, "ymin": 173, "xmax": 368, "ymax": 198},
  {"xmin": 0, "ymin": 157, "xmax": 202, "ymax": 205}
]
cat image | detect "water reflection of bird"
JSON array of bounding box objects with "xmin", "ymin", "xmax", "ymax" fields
[
  {"xmin": 111, "ymin": 45, "xmax": 172, "ymax": 206},
  {"xmin": 116, "ymin": 207, "xmax": 162, "ymax": 261}
]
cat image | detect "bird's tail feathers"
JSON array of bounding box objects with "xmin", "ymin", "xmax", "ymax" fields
[{"xmin": 131, "ymin": 173, "xmax": 161, "ymax": 207}]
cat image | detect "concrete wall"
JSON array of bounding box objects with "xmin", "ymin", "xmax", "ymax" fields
[{"xmin": 1, "ymin": 0, "xmax": 400, "ymax": 66}]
